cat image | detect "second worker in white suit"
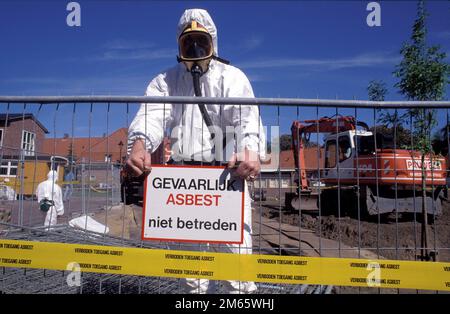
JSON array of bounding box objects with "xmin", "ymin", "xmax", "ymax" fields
[
  {"xmin": 127, "ymin": 9, "xmax": 265, "ymax": 294},
  {"xmin": 36, "ymin": 170, "xmax": 64, "ymax": 229}
]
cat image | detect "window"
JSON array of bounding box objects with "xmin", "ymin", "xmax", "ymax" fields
[
  {"xmin": 325, "ymin": 137, "xmax": 352, "ymax": 168},
  {"xmin": 261, "ymin": 179, "xmax": 267, "ymax": 188},
  {"xmin": 325, "ymin": 140, "xmax": 337, "ymax": 168},
  {"xmin": 104, "ymin": 154, "xmax": 112, "ymax": 163},
  {"xmin": 254, "ymin": 179, "xmax": 268, "ymax": 189},
  {"xmin": 0, "ymin": 161, "xmax": 18, "ymax": 177},
  {"xmin": 21, "ymin": 130, "xmax": 35, "ymax": 156},
  {"xmin": 268, "ymin": 178, "xmax": 278, "ymax": 188},
  {"xmin": 338, "ymin": 136, "xmax": 352, "ymax": 162},
  {"xmin": 356, "ymin": 135, "xmax": 375, "ymax": 155},
  {"xmin": 281, "ymin": 179, "xmax": 290, "ymax": 188},
  {"xmin": 0, "ymin": 128, "xmax": 3, "ymax": 147},
  {"xmin": 254, "ymin": 179, "xmax": 267, "ymax": 189}
]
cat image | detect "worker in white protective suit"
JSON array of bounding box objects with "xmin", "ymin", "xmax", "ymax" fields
[
  {"xmin": 127, "ymin": 9, "xmax": 265, "ymax": 294},
  {"xmin": 36, "ymin": 170, "xmax": 64, "ymax": 229}
]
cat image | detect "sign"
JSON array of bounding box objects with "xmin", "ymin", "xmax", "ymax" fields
[
  {"xmin": 142, "ymin": 165, "xmax": 244, "ymax": 244},
  {"xmin": 406, "ymin": 159, "xmax": 442, "ymax": 171}
]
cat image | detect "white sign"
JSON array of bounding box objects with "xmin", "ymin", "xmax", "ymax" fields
[{"xmin": 142, "ymin": 165, "xmax": 244, "ymax": 244}]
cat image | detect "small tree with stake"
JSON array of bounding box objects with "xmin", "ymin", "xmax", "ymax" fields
[
  {"xmin": 368, "ymin": 80, "xmax": 388, "ymax": 102},
  {"xmin": 368, "ymin": 80, "xmax": 395, "ymax": 128},
  {"xmin": 393, "ymin": 0, "xmax": 449, "ymax": 261}
]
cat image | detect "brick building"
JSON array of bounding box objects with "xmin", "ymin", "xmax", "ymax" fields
[
  {"xmin": 0, "ymin": 114, "xmax": 49, "ymax": 177},
  {"xmin": 0, "ymin": 114, "xmax": 49, "ymax": 156}
]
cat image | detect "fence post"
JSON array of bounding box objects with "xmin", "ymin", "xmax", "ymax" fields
[{"xmin": 81, "ymin": 157, "xmax": 86, "ymax": 215}]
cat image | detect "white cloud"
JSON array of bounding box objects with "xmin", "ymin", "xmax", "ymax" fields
[
  {"xmin": 246, "ymin": 74, "xmax": 269, "ymax": 82},
  {"xmin": 86, "ymin": 39, "xmax": 177, "ymax": 61},
  {"xmin": 1, "ymin": 74, "xmax": 152, "ymax": 95},
  {"xmin": 242, "ymin": 36, "xmax": 263, "ymax": 51},
  {"xmin": 97, "ymin": 48, "xmax": 177, "ymax": 61},
  {"xmin": 237, "ymin": 52, "xmax": 401, "ymax": 70},
  {"xmin": 102, "ymin": 39, "xmax": 156, "ymax": 50},
  {"xmin": 3, "ymin": 78, "xmax": 62, "ymax": 84}
]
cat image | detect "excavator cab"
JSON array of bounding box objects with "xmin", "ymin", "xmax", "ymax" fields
[{"xmin": 324, "ymin": 133, "xmax": 353, "ymax": 170}]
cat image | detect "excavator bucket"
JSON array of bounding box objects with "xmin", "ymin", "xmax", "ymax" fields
[{"xmin": 364, "ymin": 186, "xmax": 443, "ymax": 216}]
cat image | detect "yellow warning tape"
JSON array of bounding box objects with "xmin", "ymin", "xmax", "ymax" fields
[{"xmin": 0, "ymin": 239, "xmax": 449, "ymax": 291}]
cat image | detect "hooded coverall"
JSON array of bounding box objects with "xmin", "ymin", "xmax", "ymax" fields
[
  {"xmin": 128, "ymin": 9, "xmax": 265, "ymax": 294},
  {"xmin": 36, "ymin": 170, "xmax": 64, "ymax": 229}
]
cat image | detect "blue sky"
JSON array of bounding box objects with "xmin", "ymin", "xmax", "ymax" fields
[{"xmin": 0, "ymin": 0, "xmax": 449, "ymax": 138}]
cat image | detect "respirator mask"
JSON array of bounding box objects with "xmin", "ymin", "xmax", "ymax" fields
[{"xmin": 178, "ymin": 21, "xmax": 214, "ymax": 76}]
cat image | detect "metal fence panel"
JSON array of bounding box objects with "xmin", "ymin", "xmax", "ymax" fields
[{"xmin": 1, "ymin": 96, "xmax": 449, "ymax": 294}]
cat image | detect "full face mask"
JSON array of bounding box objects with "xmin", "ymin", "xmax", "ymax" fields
[{"xmin": 178, "ymin": 21, "xmax": 213, "ymax": 73}]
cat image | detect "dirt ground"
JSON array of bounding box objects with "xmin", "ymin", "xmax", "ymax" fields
[{"xmin": 259, "ymin": 200, "xmax": 450, "ymax": 262}]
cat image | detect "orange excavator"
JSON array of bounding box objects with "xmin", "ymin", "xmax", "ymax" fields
[{"xmin": 286, "ymin": 115, "xmax": 447, "ymax": 216}]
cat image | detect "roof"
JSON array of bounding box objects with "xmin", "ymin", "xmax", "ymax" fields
[
  {"xmin": 42, "ymin": 128, "xmax": 129, "ymax": 162},
  {"xmin": 0, "ymin": 113, "xmax": 49, "ymax": 133},
  {"xmin": 43, "ymin": 127, "xmax": 168, "ymax": 163},
  {"xmin": 79, "ymin": 128, "xmax": 128, "ymax": 161},
  {"xmin": 42, "ymin": 137, "xmax": 103, "ymax": 157}
]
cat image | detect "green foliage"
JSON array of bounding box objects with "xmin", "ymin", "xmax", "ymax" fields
[
  {"xmin": 279, "ymin": 134, "xmax": 292, "ymax": 151},
  {"xmin": 432, "ymin": 122, "xmax": 450, "ymax": 155},
  {"xmin": 393, "ymin": 1, "xmax": 448, "ymax": 102},
  {"xmin": 370, "ymin": 124, "xmax": 413, "ymax": 150},
  {"xmin": 279, "ymin": 134, "xmax": 318, "ymax": 151},
  {"xmin": 368, "ymin": 80, "xmax": 388, "ymax": 101},
  {"xmin": 408, "ymin": 108, "xmax": 437, "ymax": 154},
  {"xmin": 392, "ymin": 0, "xmax": 448, "ymax": 155},
  {"xmin": 377, "ymin": 109, "xmax": 403, "ymax": 129}
]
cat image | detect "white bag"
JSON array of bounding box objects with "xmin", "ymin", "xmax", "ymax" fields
[{"xmin": 69, "ymin": 215, "xmax": 110, "ymax": 234}]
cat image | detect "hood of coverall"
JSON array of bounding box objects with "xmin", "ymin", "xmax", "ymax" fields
[
  {"xmin": 177, "ymin": 9, "xmax": 218, "ymax": 57},
  {"xmin": 46, "ymin": 170, "xmax": 58, "ymax": 183}
]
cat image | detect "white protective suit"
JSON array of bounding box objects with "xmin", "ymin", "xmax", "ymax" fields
[
  {"xmin": 36, "ymin": 170, "xmax": 64, "ymax": 229},
  {"xmin": 128, "ymin": 9, "xmax": 265, "ymax": 294}
]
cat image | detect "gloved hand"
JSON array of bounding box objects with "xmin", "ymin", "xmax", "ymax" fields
[
  {"xmin": 227, "ymin": 148, "xmax": 261, "ymax": 181},
  {"xmin": 126, "ymin": 139, "xmax": 152, "ymax": 177}
]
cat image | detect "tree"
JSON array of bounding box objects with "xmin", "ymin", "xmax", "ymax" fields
[
  {"xmin": 393, "ymin": 0, "xmax": 449, "ymax": 261},
  {"xmin": 369, "ymin": 125, "xmax": 412, "ymax": 149},
  {"xmin": 367, "ymin": 80, "xmax": 406, "ymax": 150},
  {"xmin": 279, "ymin": 134, "xmax": 292, "ymax": 151},
  {"xmin": 279, "ymin": 134, "xmax": 318, "ymax": 151},
  {"xmin": 393, "ymin": 3, "xmax": 448, "ymax": 101},
  {"xmin": 368, "ymin": 80, "xmax": 388, "ymax": 101},
  {"xmin": 369, "ymin": 80, "xmax": 413, "ymax": 151},
  {"xmin": 432, "ymin": 124, "xmax": 450, "ymax": 156}
]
